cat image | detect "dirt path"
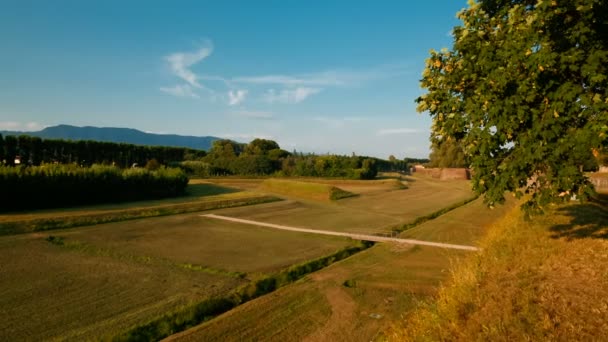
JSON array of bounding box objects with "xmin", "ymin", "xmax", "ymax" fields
[
  {"xmin": 201, "ymin": 214, "xmax": 479, "ymax": 251},
  {"xmin": 303, "ymin": 286, "xmax": 356, "ymax": 342}
]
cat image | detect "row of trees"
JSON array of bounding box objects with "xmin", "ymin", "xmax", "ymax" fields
[
  {"xmin": 0, "ymin": 164, "xmax": 189, "ymax": 211},
  {"xmin": 0, "ymin": 134, "xmax": 206, "ymax": 167},
  {"xmin": 180, "ymin": 138, "xmax": 415, "ymax": 179}
]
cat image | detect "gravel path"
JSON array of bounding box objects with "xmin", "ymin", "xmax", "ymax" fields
[{"xmin": 202, "ymin": 214, "xmax": 479, "ymax": 252}]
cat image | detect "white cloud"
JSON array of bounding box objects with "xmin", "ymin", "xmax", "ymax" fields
[
  {"xmin": 231, "ymin": 110, "xmax": 274, "ymax": 120},
  {"xmin": 377, "ymin": 128, "xmax": 423, "ymax": 136},
  {"xmin": 264, "ymin": 87, "xmax": 321, "ymax": 104},
  {"xmin": 228, "ymin": 89, "xmax": 248, "ymax": 106},
  {"xmin": 159, "ymin": 84, "xmax": 199, "ymax": 98},
  {"xmin": 165, "ymin": 42, "xmax": 213, "ymax": 88},
  {"xmin": 229, "ymin": 63, "xmax": 411, "ymax": 87},
  {"xmin": 0, "ymin": 121, "xmax": 44, "ymax": 131}
]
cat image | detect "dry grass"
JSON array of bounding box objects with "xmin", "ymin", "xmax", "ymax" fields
[
  {"xmin": 0, "ymin": 234, "xmax": 244, "ymax": 341},
  {"xmin": 259, "ymin": 179, "xmax": 357, "ymax": 202},
  {"xmin": 387, "ymin": 198, "xmax": 608, "ymax": 341},
  {"xmin": 0, "ymin": 174, "xmax": 482, "ymax": 341},
  {"xmin": 0, "ymin": 211, "xmax": 357, "ymax": 340},
  {"xmin": 53, "ymin": 213, "xmax": 356, "ymax": 275},
  {"xmin": 168, "ymin": 182, "xmax": 511, "ymax": 342}
]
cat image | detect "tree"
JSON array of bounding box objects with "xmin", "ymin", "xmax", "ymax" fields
[
  {"xmin": 428, "ymin": 138, "xmax": 468, "ymax": 168},
  {"xmin": 0, "ymin": 134, "xmax": 4, "ymax": 164},
  {"xmin": 416, "ymin": 0, "xmax": 608, "ymax": 213},
  {"xmin": 4, "ymin": 136, "xmax": 17, "ymax": 166},
  {"xmin": 243, "ymin": 139, "xmax": 280, "ymax": 155}
]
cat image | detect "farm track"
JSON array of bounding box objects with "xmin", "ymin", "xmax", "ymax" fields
[{"xmin": 202, "ymin": 214, "xmax": 480, "ymax": 251}]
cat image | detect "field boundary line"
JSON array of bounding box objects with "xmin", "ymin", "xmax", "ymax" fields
[{"xmin": 201, "ymin": 214, "xmax": 479, "ymax": 251}]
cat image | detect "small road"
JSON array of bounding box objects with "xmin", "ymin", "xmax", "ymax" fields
[{"xmin": 202, "ymin": 214, "xmax": 479, "ymax": 252}]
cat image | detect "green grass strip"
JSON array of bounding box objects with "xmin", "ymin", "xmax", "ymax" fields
[
  {"xmin": 0, "ymin": 195, "xmax": 281, "ymax": 236},
  {"xmin": 111, "ymin": 240, "xmax": 374, "ymax": 342}
]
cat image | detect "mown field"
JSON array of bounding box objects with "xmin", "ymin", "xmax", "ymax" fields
[
  {"xmin": 207, "ymin": 175, "xmax": 474, "ymax": 235},
  {"xmin": 0, "ymin": 218, "xmax": 358, "ymax": 340},
  {"xmin": 167, "ymin": 194, "xmax": 514, "ymax": 341},
  {"xmin": 1, "ymin": 175, "xmax": 482, "ymax": 341}
]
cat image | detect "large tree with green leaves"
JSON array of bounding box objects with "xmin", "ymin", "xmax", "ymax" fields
[{"xmin": 417, "ymin": 0, "xmax": 608, "ymax": 213}]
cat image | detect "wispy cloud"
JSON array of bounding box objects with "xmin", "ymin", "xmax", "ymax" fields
[
  {"xmin": 231, "ymin": 110, "xmax": 274, "ymax": 120},
  {"xmin": 229, "ymin": 63, "xmax": 411, "ymax": 87},
  {"xmin": 313, "ymin": 116, "xmax": 367, "ymax": 127},
  {"xmin": 377, "ymin": 128, "xmax": 423, "ymax": 136},
  {"xmin": 264, "ymin": 87, "xmax": 321, "ymax": 104},
  {"xmin": 159, "ymin": 84, "xmax": 199, "ymax": 98},
  {"xmin": 228, "ymin": 89, "xmax": 248, "ymax": 106},
  {"xmin": 0, "ymin": 121, "xmax": 44, "ymax": 131},
  {"xmin": 165, "ymin": 42, "xmax": 213, "ymax": 88},
  {"xmin": 220, "ymin": 133, "xmax": 273, "ymax": 140}
]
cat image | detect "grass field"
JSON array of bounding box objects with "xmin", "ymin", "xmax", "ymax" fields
[
  {"xmin": 259, "ymin": 179, "xmax": 357, "ymax": 201},
  {"xmin": 168, "ymin": 194, "xmax": 514, "ymax": 341},
  {"xmin": 0, "ymin": 182, "xmax": 279, "ymax": 235},
  {"xmin": 205, "ymin": 175, "xmax": 474, "ymax": 236},
  {"xmin": 0, "ymin": 234, "xmax": 244, "ymax": 341},
  {"xmin": 388, "ymin": 196, "xmax": 608, "ymax": 341},
  {"xmin": 0, "ymin": 174, "xmax": 484, "ymax": 341},
  {"xmin": 53, "ymin": 213, "xmax": 357, "ymax": 275},
  {"xmin": 0, "ymin": 217, "xmax": 357, "ymax": 341}
]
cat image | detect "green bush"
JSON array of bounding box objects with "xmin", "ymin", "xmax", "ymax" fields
[{"xmin": 0, "ymin": 164, "xmax": 189, "ymax": 211}]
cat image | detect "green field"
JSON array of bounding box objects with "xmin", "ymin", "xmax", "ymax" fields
[
  {"xmin": 0, "ymin": 217, "xmax": 357, "ymax": 340},
  {"xmin": 0, "ymin": 174, "xmax": 485, "ymax": 341},
  {"xmin": 168, "ymin": 195, "xmax": 514, "ymax": 341},
  {"xmin": 54, "ymin": 214, "xmax": 356, "ymax": 275}
]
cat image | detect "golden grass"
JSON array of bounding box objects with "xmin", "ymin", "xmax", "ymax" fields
[
  {"xmin": 169, "ymin": 184, "xmax": 511, "ymax": 342},
  {"xmin": 259, "ymin": 179, "xmax": 357, "ymax": 201},
  {"xmin": 387, "ymin": 199, "xmax": 608, "ymax": 341}
]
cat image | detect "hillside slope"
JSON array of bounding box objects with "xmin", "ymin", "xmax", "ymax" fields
[
  {"xmin": 387, "ymin": 196, "xmax": 608, "ymax": 341},
  {"xmin": 1, "ymin": 124, "xmax": 220, "ymax": 150}
]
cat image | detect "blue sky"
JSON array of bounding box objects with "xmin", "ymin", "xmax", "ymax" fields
[{"xmin": 0, "ymin": 1, "xmax": 465, "ymax": 158}]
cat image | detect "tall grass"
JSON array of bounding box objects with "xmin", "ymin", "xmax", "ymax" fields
[
  {"xmin": 0, "ymin": 164, "xmax": 189, "ymax": 211},
  {"xmin": 387, "ymin": 199, "xmax": 608, "ymax": 341}
]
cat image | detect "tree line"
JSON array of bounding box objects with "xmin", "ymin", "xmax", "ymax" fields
[
  {"xmin": 0, "ymin": 134, "xmax": 206, "ymax": 167},
  {"xmin": 0, "ymin": 164, "xmax": 189, "ymax": 211},
  {"xmin": 180, "ymin": 138, "xmax": 417, "ymax": 179}
]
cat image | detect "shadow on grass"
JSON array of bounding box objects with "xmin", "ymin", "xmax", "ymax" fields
[
  {"xmin": 549, "ymin": 194, "xmax": 608, "ymax": 240},
  {"xmin": 186, "ymin": 184, "xmax": 240, "ymax": 197}
]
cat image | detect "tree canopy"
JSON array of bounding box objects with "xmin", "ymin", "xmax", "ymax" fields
[{"xmin": 417, "ymin": 0, "xmax": 608, "ymax": 213}]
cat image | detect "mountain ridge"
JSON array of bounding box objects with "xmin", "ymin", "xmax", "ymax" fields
[{"xmin": 0, "ymin": 124, "xmax": 221, "ymax": 150}]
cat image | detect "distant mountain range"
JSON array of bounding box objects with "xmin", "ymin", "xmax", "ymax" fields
[{"xmin": 1, "ymin": 124, "xmax": 221, "ymax": 150}]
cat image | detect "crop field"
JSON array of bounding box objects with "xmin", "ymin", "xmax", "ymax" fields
[{"xmin": 168, "ymin": 195, "xmax": 516, "ymax": 341}]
